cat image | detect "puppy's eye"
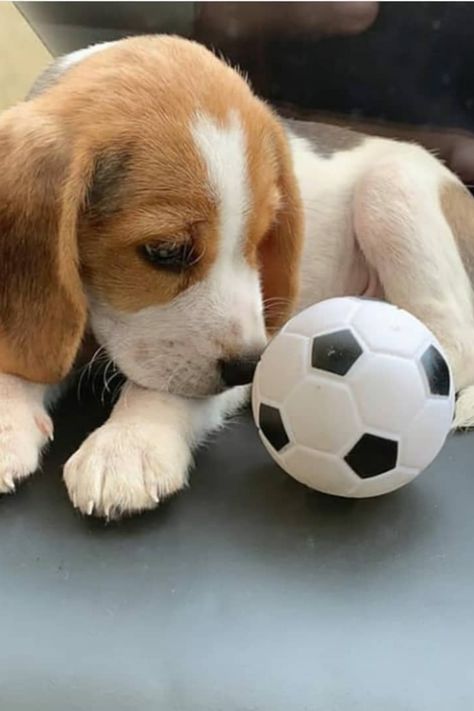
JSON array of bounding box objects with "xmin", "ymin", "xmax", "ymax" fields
[{"xmin": 139, "ymin": 242, "xmax": 194, "ymax": 270}]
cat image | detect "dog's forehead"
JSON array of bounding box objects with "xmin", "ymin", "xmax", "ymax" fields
[
  {"xmin": 28, "ymin": 38, "xmax": 274, "ymax": 165},
  {"xmin": 27, "ymin": 42, "xmax": 117, "ymax": 100},
  {"xmin": 27, "ymin": 38, "xmax": 266, "ymax": 154},
  {"xmin": 192, "ymin": 111, "xmax": 249, "ymax": 259}
]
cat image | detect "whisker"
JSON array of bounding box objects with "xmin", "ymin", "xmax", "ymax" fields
[
  {"xmin": 111, "ymin": 376, "xmax": 125, "ymax": 405},
  {"xmin": 101, "ymin": 359, "xmax": 120, "ymax": 404},
  {"xmin": 105, "ymin": 368, "xmax": 124, "ymax": 404},
  {"xmin": 263, "ymin": 295, "xmax": 292, "ymax": 303},
  {"xmin": 263, "ymin": 303, "xmax": 292, "ymax": 311},
  {"xmin": 76, "ymin": 345, "xmax": 108, "ymax": 401}
]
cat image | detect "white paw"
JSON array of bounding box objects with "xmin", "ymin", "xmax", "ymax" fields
[
  {"xmin": 63, "ymin": 422, "xmax": 191, "ymax": 518},
  {"xmin": 0, "ymin": 405, "xmax": 53, "ymax": 494},
  {"xmin": 453, "ymin": 385, "xmax": 474, "ymax": 430}
]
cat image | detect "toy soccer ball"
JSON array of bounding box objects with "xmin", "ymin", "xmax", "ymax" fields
[{"xmin": 252, "ymin": 297, "xmax": 455, "ymax": 498}]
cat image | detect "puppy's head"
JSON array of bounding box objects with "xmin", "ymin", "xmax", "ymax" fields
[{"xmin": 0, "ymin": 36, "xmax": 303, "ymax": 396}]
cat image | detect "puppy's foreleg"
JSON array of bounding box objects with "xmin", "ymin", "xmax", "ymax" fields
[{"xmin": 63, "ymin": 382, "xmax": 248, "ymax": 518}]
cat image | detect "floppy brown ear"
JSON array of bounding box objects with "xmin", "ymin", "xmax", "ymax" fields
[
  {"xmin": 259, "ymin": 119, "xmax": 304, "ymax": 333},
  {"xmin": 0, "ymin": 105, "xmax": 87, "ymax": 383}
]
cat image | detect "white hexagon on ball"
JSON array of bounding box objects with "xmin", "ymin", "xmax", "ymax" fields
[
  {"xmin": 281, "ymin": 447, "xmax": 359, "ymax": 496},
  {"xmin": 252, "ymin": 297, "xmax": 455, "ymax": 498},
  {"xmin": 349, "ymin": 353, "xmax": 427, "ymax": 433},
  {"xmin": 350, "ymin": 299, "xmax": 432, "ymax": 358},
  {"xmin": 399, "ymin": 398, "xmax": 455, "ymax": 471},
  {"xmin": 284, "ymin": 296, "xmax": 361, "ymax": 338},
  {"xmin": 257, "ymin": 331, "xmax": 309, "ymax": 404},
  {"xmin": 285, "ymin": 378, "xmax": 362, "ymax": 455}
]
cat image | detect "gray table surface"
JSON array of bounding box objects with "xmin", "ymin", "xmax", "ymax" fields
[{"xmin": 0, "ymin": 386, "xmax": 473, "ymax": 711}]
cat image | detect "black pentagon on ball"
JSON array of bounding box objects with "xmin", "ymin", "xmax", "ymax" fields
[
  {"xmin": 258, "ymin": 403, "xmax": 290, "ymax": 452},
  {"xmin": 345, "ymin": 434, "xmax": 398, "ymax": 479},
  {"xmin": 311, "ymin": 329, "xmax": 363, "ymax": 376},
  {"xmin": 421, "ymin": 345, "xmax": 451, "ymax": 397}
]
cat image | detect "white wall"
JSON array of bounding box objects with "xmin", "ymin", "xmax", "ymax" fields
[{"xmin": 0, "ymin": 1, "xmax": 51, "ymax": 110}]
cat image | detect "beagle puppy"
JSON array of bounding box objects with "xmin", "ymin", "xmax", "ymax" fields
[{"xmin": 0, "ymin": 35, "xmax": 473, "ymax": 518}]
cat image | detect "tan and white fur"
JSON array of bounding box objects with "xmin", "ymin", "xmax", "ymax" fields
[{"xmin": 0, "ymin": 36, "xmax": 473, "ymax": 518}]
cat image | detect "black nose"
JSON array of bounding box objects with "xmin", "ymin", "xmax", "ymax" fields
[{"xmin": 219, "ymin": 355, "xmax": 260, "ymax": 388}]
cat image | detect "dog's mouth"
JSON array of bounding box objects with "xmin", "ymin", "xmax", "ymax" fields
[{"xmin": 94, "ymin": 339, "xmax": 240, "ymax": 399}]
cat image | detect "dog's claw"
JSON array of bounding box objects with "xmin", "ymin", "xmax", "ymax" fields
[
  {"xmin": 3, "ymin": 473, "xmax": 16, "ymax": 492},
  {"xmin": 34, "ymin": 413, "xmax": 54, "ymax": 441},
  {"xmin": 86, "ymin": 500, "xmax": 94, "ymax": 516}
]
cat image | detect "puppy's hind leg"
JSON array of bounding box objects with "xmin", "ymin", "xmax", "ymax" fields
[
  {"xmin": 353, "ymin": 145, "xmax": 474, "ymax": 428},
  {"xmin": 453, "ymin": 386, "xmax": 474, "ymax": 429}
]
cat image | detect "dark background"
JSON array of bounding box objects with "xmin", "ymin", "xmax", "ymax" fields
[
  {"xmin": 18, "ymin": 1, "xmax": 474, "ymax": 129},
  {"xmin": 18, "ymin": 1, "xmax": 474, "ymax": 183}
]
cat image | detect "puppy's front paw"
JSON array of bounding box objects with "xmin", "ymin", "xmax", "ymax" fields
[
  {"xmin": 0, "ymin": 406, "xmax": 53, "ymax": 494},
  {"xmin": 63, "ymin": 422, "xmax": 191, "ymax": 518}
]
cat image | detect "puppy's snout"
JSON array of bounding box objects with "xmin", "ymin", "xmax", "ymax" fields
[{"xmin": 219, "ymin": 355, "xmax": 260, "ymax": 388}]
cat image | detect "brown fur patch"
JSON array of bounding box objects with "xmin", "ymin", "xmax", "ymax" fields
[
  {"xmin": 244, "ymin": 114, "xmax": 304, "ymax": 330},
  {"xmin": 0, "ymin": 109, "xmax": 87, "ymax": 382}
]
